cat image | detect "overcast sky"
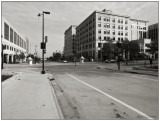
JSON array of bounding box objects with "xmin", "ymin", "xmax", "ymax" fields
[{"xmin": 2, "ymin": 1, "xmax": 158, "ymax": 57}]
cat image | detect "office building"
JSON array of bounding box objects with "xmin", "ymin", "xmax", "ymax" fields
[
  {"xmin": 64, "ymin": 25, "xmax": 77, "ymax": 56},
  {"xmin": 2, "ymin": 16, "xmax": 30, "ymax": 63},
  {"xmin": 75, "ymin": 9, "xmax": 149, "ymax": 60}
]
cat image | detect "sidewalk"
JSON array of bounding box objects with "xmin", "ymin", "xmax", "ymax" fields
[
  {"xmin": 96, "ymin": 62, "xmax": 158, "ymax": 76},
  {"xmin": 2, "ymin": 68, "xmax": 62, "ymax": 119}
]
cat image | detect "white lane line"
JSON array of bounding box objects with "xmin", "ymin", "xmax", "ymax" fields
[
  {"xmin": 115, "ymin": 73, "xmax": 158, "ymax": 82},
  {"xmin": 66, "ymin": 73, "xmax": 154, "ymax": 120}
]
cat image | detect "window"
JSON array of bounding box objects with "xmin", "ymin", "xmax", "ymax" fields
[
  {"xmin": 98, "ymin": 16, "xmax": 101, "ymax": 21},
  {"xmin": 121, "ymin": 19, "xmax": 123, "ymax": 24},
  {"xmin": 118, "ymin": 19, "xmax": 120, "ymax": 23},
  {"xmin": 112, "ymin": 31, "xmax": 115, "ymax": 35},
  {"xmin": 112, "ymin": 18, "xmax": 115, "ymax": 22},
  {"xmin": 104, "ymin": 30, "xmax": 107, "ymax": 34},
  {"xmin": 121, "ymin": 31, "xmax": 123, "ymax": 36},
  {"xmin": 93, "ymin": 43, "xmax": 95, "ymax": 48},
  {"xmin": 121, "ymin": 25, "xmax": 123, "ymax": 30},
  {"xmin": 104, "ymin": 24, "xmax": 107, "ymax": 28},
  {"xmin": 98, "ymin": 23, "xmax": 101, "ymax": 27},
  {"xmin": 4, "ymin": 22, "xmax": 9, "ymax": 40},
  {"xmin": 104, "ymin": 17, "xmax": 107, "ymax": 21},
  {"xmin": 107, "ymin": 17, "xmax": 110, "ymax": 22},
  {"xmin": 98, "ymin": 36, "xmax": 101, "ymax": 40},
  {"xmin": 125, "ymin": 26, "xmax": 128, "ymax": 30},
  {"xmin": 14, "ymin": 32, "xmax": 17, "ymax": 44},
  {"xmin": 118, "ymin": 38, "xmax": 120, "ymax": 40},
  {"xmin": 10, "ymin": 28, "xmax": 13, "ymax": 43},
  {"xmin": 98, "ymin": 29, "xmax": 101, "ymax": 34},
  {"xmin": 118, "ymin": 25, "xmax": 120, "ymax": 29},
  {"xmin": 118, "ymin": 31, "xmax": 120, "ymax": 35},
  {"xmin": 125, "ymin": 32, "xmax": 128, "ymax": 36},
  {"xmin": 107, "ymin": 30, "xmax": 110, "ymax": 34},
  {"xmin": 125, "ymin": 20, "xmax": 128, "ymax": 24},
  {"xmin": 107, "ymin": 24, "xmax": 110, "ymax": 28},
  {"xmin": 104, "ymin": 36, "xmax": 107, "ymax": 40},
  {"xmin": 113, "ymin": 37, "xmax": 115, "ymax": 40},
  {"xmin": 98, "ymin": 43, "xmax": 101, "ymax": 47},
  {"xmin": 112, "ymin": 24, "xmax": 115, "ymax": 29}
]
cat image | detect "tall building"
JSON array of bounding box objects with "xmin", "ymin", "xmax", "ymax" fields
[
  {"xmin": 64, "ymin": 25, "xmax": 77, "ymax": 56},
  {"xmin": 148, "ymin": 23, "xmax": 158, "ymax": 41},
  {"xmin": 148, "ymin": 23, "xmax": 159, "ymax": 59},
  {"xmin": 75, "ymin": 9, "xmax": 149, "ymax": 60},
  {"xmin": 2, "ymin": 16, "xmax": 30, "ymax": 63}
]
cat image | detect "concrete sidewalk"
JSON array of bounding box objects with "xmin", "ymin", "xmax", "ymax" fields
[
  {"xmin": 2, "ymin": 69, "xmax": 62, "ymax": 119},
  {"xmin": 96, "ymin": 62, "xmax": 158, "ymax": 76}
]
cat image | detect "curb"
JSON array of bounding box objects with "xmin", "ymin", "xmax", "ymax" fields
[
  {"xmin": 2, "ymin": 72, "xmax": 23, "ymax": 87},
  {"xmin": 103, "ymin": 67, "xmax": 158, "ymax": 76},
  {"xmin": 47, "ymin": 73, "xmax": 64, "ymax": 119}
]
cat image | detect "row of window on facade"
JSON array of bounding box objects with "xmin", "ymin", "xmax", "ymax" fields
[
  {"xmin": 3, "ymin": 44, "xmax": 24, "ymax": 53},
  {"xmin": 149, "ymin": 29, "xmax": 158, "ymax": 40},
  {"xmin": 98, "ymin": 23, "xmax": 128, "ymax": 30},
  {"xmin": 131, "ymin": 25, "xmax": 146, "ymax": 30},
  {"xmin": 98, "ymin": 16, "xmax": 128, "ymax": 24},
  {"xmin": 98, "ymin": 36, "xmax": 127, "ymax": 41},
  {"xmin": 98, "ymin": 30, "xmax": 128, "ymax": 36},
  {"xmin": 4, "ymin": 22, "xmax": 27, "ymax": 49},
  {"xmin": 77, "ymin": 43, "xmax": 95, "ymax": 51}
]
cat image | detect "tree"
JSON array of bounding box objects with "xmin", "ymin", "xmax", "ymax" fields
[
  {"xmin": 19, "ymin": 52, "xmax": 25, "ymax": 62},
  {"xmin": 102, "ymin": 39, "xmax": 116, "ymax": 60},
  {"xmin": 121, "ymin": 38, "xmax": 130, "ymax": 61},
  {"xmin": 129, "ymin": 40, "xmax": 140, "ymax": 60},
  {"xmin": 53, "ymin": 52, "xmax": 61, "ymax": 61}
]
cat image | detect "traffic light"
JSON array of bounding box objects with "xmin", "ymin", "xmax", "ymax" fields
[{"xmin": 44, "ymin": 49, "xmax": 46, "ymax": 54}]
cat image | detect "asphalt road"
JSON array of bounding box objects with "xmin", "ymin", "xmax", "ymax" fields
[
  {"xmin": 3, "ymin": 62, "xmax": 159, "ymax": 119},
  {"xmin": 44, "ymin": 62, "xmax": 158, "ymax": 120}
]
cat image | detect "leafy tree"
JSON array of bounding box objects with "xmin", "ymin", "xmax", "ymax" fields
[
  {"xmin": 102, "ymin": 39, "xmax": 116, "ymax": 60},
  {"xmin": 53, "ymin": 52, "xmax": 61, "ymax": 61},
  {"xmin": 19, "ymin": 52, "xmax": 25, "ymax": 60},
  {"xmin": 129, "ymin": 40, "xmax": 140, "ymax": 60}
]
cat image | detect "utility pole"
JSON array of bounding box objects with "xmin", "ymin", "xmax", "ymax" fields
[{"xmin": 38, "ymin": 11, "xmax": 50, "ymax": 74}]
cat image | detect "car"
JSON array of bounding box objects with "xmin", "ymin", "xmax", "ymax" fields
[
  {"xmin": 105, "ymin": 59, "xmax": 110, "ymax": 63},
  {"xmin": 62, "ymin": 60, "xmax": 67, "ymax": 63},
  {"xmin": 110, "ymin": 59, "xmax": 116, "ymax": 63},
  {"xmin": 105, "ymin": 59, "xmax": 116, "ymax": 63}
]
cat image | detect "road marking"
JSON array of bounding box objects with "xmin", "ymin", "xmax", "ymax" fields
[
  {"xmin": 115, "ymin": 73, "xmax": 158, "ymax": 82},
  {"xmin": 66, "ymin": 73, "xmax": 154, "ymax": 120}
]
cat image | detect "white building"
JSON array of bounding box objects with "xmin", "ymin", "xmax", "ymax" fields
[{"xmin": 2, "ymin": 16, "xmax": 29, "ymax": 63}]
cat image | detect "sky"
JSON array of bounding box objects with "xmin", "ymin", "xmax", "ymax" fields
[{"xmin": 2, "ymin": 1, "xmax": 158, "ymax": 57}]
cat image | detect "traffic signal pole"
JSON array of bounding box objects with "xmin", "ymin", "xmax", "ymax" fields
[{"xmin": 41, "ymin": 12, "xmax": 45, "ymax": 74}]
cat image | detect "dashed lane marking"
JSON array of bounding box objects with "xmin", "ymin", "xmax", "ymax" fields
[{"xmin": 65, "ymin": 73, "xmax": 154, "ymax": 120}]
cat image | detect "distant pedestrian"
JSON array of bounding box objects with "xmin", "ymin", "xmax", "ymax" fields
[{"xmin": 150, "ymin": 58, "xmax": 153, "ymax": 67}]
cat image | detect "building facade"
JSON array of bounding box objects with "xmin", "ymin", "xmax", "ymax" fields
[
  {"xmin": 64, "ymin": 25, "xmax": 77, "ymax": 56},
  {"xmin": 75, "ymin": 9, "xmax": 149, "ymax": 60},
  {"xmin": 2, "ymin": 16, "xmax": 29, "ymax": 63},
  {"xmin": 148, "ymin": 23, "xmax": 159, "ymax": 59}
]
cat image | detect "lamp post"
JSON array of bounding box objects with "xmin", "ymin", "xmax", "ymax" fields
[{"xmin": 38, "ymin": 11, "xmax": 50, "ymax": 74}]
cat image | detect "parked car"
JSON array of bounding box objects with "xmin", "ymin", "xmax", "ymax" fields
[
  {"xmin": 62, "ymin": 60, "xmax": 67, "ymax": 63},
  {"xmin": 105, "ymin": 59, "xmax": 116, "ymax": 63}
]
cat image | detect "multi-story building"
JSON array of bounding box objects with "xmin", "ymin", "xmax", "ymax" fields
[
  {"xmin": 75, "ymin": 9, "xmax": 149, "ymax": 60},
  {"xmin": 64, "ymin": 25, "xmax": 77, "ymax": 56},
  {"xmin": 2, "ymin": 16, "xmax": 29, "ymax": 63},
  {"xmin": 148, "ymin": 23, "xmax": 158, "ymax": 41},
  {"xmin": 148, "ymin": 23, "xmax": 159, "ymax": 59}
]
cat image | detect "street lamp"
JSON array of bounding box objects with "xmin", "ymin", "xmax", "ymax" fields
[{"xmin": 38, "ymin": 11, "xmax": 50, "ymax": 74}]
